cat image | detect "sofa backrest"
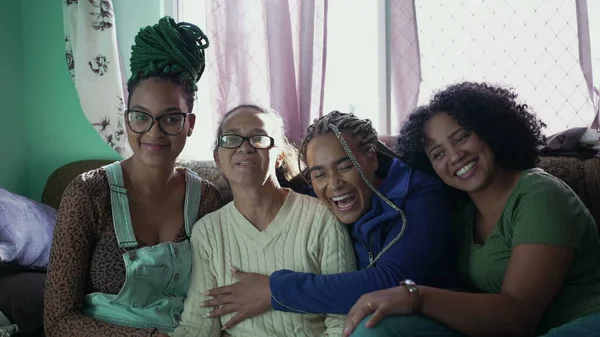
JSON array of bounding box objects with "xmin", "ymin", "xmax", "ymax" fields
[
  {"xmin": 41, "ymin": 159, "xmax": 230, "ymax": 210},
  {"xmin": 42, "ymin": 157, "xmax": 600, "ymax": 236}
]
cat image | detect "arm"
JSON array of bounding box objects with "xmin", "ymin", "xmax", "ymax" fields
[
  {"xmin": 344, "ymin": 179, "xmax": 583, "ymax": 337},
  {"xmin": 319, "ymin": 216, "xmax": 358, "ymax": 336},
  {"xmin": 420, "ymin": 244, "xmax": 573, "ymax": 337},
  {"xmin": 271, "ymin": 176, "xmax": 455, "ymax": 314},
  {"xmin": 345, "ymin": 245, "xmax": 573, "ymax": 337},
  {"xmin": 44, "ymin": 176, "xmax": 158, "ymax": 337},
  {"xmin": 170, "ymin": 222, "xmax": 221, "ymax": 337}
]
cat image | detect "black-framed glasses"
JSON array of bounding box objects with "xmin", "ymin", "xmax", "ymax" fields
[
  {"xmin": 125, "ymin": 109, "xmax": 191, "ymax": 136},
  {"xmin": 217, "ymin": 134, "xmax": 275, "ymax": 149}
]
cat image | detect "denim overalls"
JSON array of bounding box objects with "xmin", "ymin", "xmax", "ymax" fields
[{"xmin": 82, "ymin": 162, "xmax": 202, "ymax": 332}]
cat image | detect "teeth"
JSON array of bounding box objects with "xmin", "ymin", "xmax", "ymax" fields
[
  {"xmin": 456, "ymin": 161, "xmax": 476, "ymax": 176},
  {"xmin": 332, "ymin": 193, "xmax": 354, "ymax": 202},
  {"xmin": 238, "ymin": 161, "xmax": 254, "ymax": 166}
]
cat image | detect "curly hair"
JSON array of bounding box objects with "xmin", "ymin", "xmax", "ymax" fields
[
  {"xmin": 127, "ymin": 16, "xmax": 209, "ymax": 111},
  {"xmin": 214, "ymin": 104, "xmax": 300, "ymax": 183},
  {"xmin": 396, "ymin": 82, "xmax": 546, "ymax": 174}
]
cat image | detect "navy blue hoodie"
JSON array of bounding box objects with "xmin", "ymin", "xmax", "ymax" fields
[{"xmin": 270, "ymin": 158, "xmax": 459, "ymax": 314}]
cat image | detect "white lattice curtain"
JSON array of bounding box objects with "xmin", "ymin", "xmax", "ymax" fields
[{"xmin": 63, "ymin": 0, "xmax": 130, "ymax": 157}]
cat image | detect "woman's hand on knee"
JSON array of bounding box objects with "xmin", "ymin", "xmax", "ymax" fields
[{"xmin": 343, "ymin": 286, "xmax": 412, "ymax": 337}]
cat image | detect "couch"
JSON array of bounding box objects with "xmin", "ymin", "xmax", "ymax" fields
[{"xmin": 1, "ymin": 155, "xmax": 599, "ymax": 336}]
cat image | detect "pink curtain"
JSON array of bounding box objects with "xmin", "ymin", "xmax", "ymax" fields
[
  {"xmin": 205, "ymin": 0, "xmax": 328, "ymax": 144},
  {"xmin": 389, "ymin": 0, "xmax": 421, "ymax": 132}
]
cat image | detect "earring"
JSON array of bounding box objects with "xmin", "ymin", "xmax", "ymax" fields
[{"xmin": 187, "ymin": 130, "xmax": 193, "ymax": 137}]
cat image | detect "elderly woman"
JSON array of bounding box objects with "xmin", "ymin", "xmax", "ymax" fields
[
  {"xmin": 44, "ymin": 17, "xmax": 223, "ymax": 337},
  {"xmin": 169, "ymin": 105, "xmax": 356, "ymax": 337},
  {"xmin": 343, "ymin": 82, "xmax": 600, "ymax": 337}
]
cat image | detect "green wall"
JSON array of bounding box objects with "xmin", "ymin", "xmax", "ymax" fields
[
  {"xmin": 0, "ymin": 0, "xmax": 165, "ymax": 200},
  {"xmin": 21, "ymin": 0, "xmax": 120, "ymax": 200},
  {"xmin": 9, "ymin": 0, "xmax": 163, "ymax": 200},
  {"xmin": 0, "ymin": 1, "xmax": 27, "ymax": 196}
]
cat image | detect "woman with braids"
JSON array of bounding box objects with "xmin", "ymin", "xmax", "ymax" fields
[
  {"xmin": 170, "ymin": 105, "xmax": 356, "ymax": 337},
  {"xmin": 43, "ymin": 17, "xmax": 223, "ymax": 337},
  {"xmin": 343, "ymin": 82, "xmax": 600, "ymax": 337},
  {"xmin": 200, "ymin": 110, "xmax": 460, "ymax": 334}
]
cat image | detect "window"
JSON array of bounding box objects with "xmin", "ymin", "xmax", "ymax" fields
[
  {"xmin": 321, "ymin": 1, "xmax": 385, "ymax": 131},
  {"xmin": 415, "ymin": 0, "xmax": 599, "ymax": 135},
  {"xmin": 167, "ymin": 0, "xmax": 216, "ymax": 161},
  {"xmin": 171, "ymin": 0, "xmax": 599, "ymax": 160}
]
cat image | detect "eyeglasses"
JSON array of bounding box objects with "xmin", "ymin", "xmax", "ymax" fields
[
  {"xmin": 217, "ymin": 134, "xmax": 275, "ymax": 149},
  {"xmin": 125, "ymin": 110, "xmax": 191, "ymax": 136}
]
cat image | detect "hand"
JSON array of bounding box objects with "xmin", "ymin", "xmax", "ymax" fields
[
  {"xmin": 201, "ymin": 268, "xmax": 272, "ymax": 330},
  {"xmin": 342, "ymin": 286, "xmax": 412, "ymax": 337}
]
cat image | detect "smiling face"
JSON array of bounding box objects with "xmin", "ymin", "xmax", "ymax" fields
[
  {"xmin": 126, "ymin": 79, "xmax": 195, "ymax": 167},
  {"xmin": 214, "ymin": 108, "xmax": 284, "ymax": 187},
  {"xmin": 423, "ymin": 112, "xmax": 496, "ymax": 194},
  {"xmin": 306, "ymin": 131, "xmax": 378, "ymax": 224}
]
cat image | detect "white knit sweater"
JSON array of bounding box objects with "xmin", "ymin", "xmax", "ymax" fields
[{"xmin": 171, "ymin": 190, "xmax": 356, "ymax": 337}]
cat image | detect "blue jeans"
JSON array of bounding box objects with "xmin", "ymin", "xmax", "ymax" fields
[
  {"xmin": 540, "ymin": 312, "xmax": 600, "ymax": 337},
  {"xmin": 350, "ymin": 312, "xmax": 600, "ymax": 337},
  {"xmin": 350, "ymin": 314, "xmax": 464, "ymax": 337}
]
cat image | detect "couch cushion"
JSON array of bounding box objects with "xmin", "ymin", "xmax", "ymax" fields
[
  {"xmin": 42, "ymin": 160, "xmax": 114, "ymax": 210},
  {"xmin": 538, "ymin": 156, "xmax": 600, "ymax": 232},
  {"xmin": 0, "ymin": 189, "xmax": 57, "ymax": 270},
  {"xmin": 0, "ymin": 269, "xmax": 46, "ymax": 334},
  {"xmin": 176, "ymin": 159, "xmax": 232, "ymax": 203},
  {"xmin": 42, "ymin": 159, "xmax": 231, "ymax": 210}
]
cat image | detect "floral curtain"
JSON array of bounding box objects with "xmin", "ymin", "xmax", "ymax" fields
[{"xmin": 63, "ymin": 0, "xmax": 130, "ymax": 156}]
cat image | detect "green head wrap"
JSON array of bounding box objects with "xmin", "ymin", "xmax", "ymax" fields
[{"xmin": 127, "ymin": 16, "xmax": 209, "ymax": 93}]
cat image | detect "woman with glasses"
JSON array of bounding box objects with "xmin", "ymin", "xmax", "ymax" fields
[
  {"xmin": 169, "ymin": 104, "xmax": 356, "ymax": 337},
  {"xmin": 44, "ymin": 17, "xmax": 223, "ymax": 337}
]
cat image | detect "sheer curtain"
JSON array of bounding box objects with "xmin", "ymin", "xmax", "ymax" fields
[{"xmin": 203, "ymin": 0, "xmax": 328, "ymax": 144}]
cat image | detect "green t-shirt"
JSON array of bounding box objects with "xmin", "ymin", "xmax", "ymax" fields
[{"xmin": 456, "ymin": 168, "xmax": 600, "ymax": 334}]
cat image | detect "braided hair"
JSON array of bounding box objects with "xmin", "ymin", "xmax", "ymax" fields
[
  {"xmin": 127, "ymin": 16, "xmax": 209, "ymax": 111},
  {"xmin": 298, "ymin": 111, "xmax": 406, "ymax": 268},
  {"xmin": 298, "ymin": 111, "xmax": 399, "ymax": 175}
]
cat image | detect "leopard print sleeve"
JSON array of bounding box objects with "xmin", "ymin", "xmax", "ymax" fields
[
  {"xmin": 198, "ymin": 179, "xmax": 224, "ymax": 219},
  {"xmin": 43, "ymin": 170, "xmax": 158, "ymax": 337}
]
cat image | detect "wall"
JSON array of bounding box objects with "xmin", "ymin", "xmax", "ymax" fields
[
  {"xmin": 21, "ymin": 0, "xmax": 120, "ymax": 200},
  {"xmin": 3, "ymin": 0, "xmax": 166, "ymax": 200},
  {"xmin": 0, "ymin": 1, "xmax": 27, "ymax": 196}
]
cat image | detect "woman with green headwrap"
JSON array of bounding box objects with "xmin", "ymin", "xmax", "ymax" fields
[{"xmin": 43, "ymin": 16, "xmax": 223, "ymax": 337}]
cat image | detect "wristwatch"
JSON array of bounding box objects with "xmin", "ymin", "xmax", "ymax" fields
[{"xmin": 400, "ymin": 279, "xmax": 422, "ymax": 314}]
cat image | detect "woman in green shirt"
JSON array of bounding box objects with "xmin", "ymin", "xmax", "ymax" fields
[{"xmin": 343, "ymin": 82, "xmax": 600, "ymax": 337}]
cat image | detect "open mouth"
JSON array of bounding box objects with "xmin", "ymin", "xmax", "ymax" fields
[
  {"xmin": 455, "ymin": 160, "xmax": 477, "ymax": 178},
  {"xmin": 330, "ymin": 192, "xmax": 357, "ymax": 211},
  {"xmin": 236, "ymin": 161, "xmax": 256, "ymax": 166}
]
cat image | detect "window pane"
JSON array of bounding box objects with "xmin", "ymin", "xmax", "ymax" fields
[
  {"xmin": 178, "ymin": 0, "xmax": 217, "ymax": 161},
  {"xmin": 322, "ymin": 1, "xmax": 382, "ymax": 132},
  {"xmin": 415, "ymin": 0, "xmax": 596, "ymax": 135}
]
